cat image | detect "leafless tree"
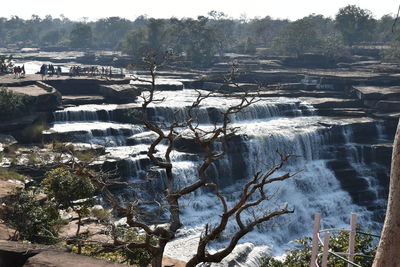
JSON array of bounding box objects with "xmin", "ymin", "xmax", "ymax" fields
[{"xmin": 77, "ymin": 56, "xmax": 297, "ymax": 266}]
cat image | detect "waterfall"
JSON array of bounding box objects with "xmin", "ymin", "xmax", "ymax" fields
[
  {"xmin": 45, "ymin": 89, "xmax": 390, "ymax": 264},
  {"xmin": 53, "ymin": 104, "xmax": 119, "ymax": 122}
]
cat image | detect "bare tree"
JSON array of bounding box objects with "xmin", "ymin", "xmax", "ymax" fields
[
  {"xmin": 75, "ymin": 56, "xmax": 296, "ymax": 266},
  {"xmin": 372, "ymin": 119, "xmax": 400, "ymax": 267}
]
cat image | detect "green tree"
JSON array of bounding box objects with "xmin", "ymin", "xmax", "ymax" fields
[
  {"xmin": 4, "ymin": 188, "xmax": 60, "ymax": 244},
  {"xmin": 42, "ymin": 167, "xmax": 96, "ymax": 252},
  {"xmin": 40, "ymin": 29, "xmax": 63, "ymax": 45},
  {"xmin": 0, "ymin": 87, "xmax": 33, "ymax": 120},
  {"xmin": 119, "ymin": 18, "xmax": 166, "ymax": 62},
  {"xmin": 182, "ymin": 16, "xmax": 218, "ymax": 66},
  {"xmin": 245, "ymin": 37, "xmax": 257, "ymax": 54},
  {"xmin": 375, "ymin": 14, "xmax": 395, "ymax": 43},
  {"xmin": 335, "ymin": 5, "xmax": 376, "ymax": 45},
  {"xmin": 93, "ymin": 17, "xmax": 133, "ymax": 49},
  {"xmin": 321, "ymin": 34, "xmax": 347, "ymax": 59},
  {"xmin": 69, "ymin": 23, "xmax": 93, "ymax": 48},
  {"xmin": 271, "ymin": 18, "xmax": 321, "ymax": 57}
]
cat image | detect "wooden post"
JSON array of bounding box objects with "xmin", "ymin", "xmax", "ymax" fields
[
  {"xmin": 348, "ymin": 213, "xmax": 357, "ymax": 267},
  {"xmin": 310, "ymin": 213, "xmax": 321, "ymax": 267},
  {"xmin": 322, "ymin": 232, "xmax": 331, "ymax": 267}
]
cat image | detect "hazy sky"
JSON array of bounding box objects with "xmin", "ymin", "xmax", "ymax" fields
[{"xmin": 1, "ymin": 0, "xmax": 398, "ymax": 21}]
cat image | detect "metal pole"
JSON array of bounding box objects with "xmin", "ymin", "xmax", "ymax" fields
[
  {"xmin": 310, "ymin": 213, "xmax": 321, "ymax": 267},
  {"xmin": 348, "ymin": 213, "xmax": 357, "ymax": 267},
  {"xmin": 322, "ymin": 232, "xmax": 331, "ymax": 267}
]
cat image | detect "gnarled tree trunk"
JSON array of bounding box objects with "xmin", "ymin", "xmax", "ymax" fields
[{"xmin": 372, "ymin": 119, "xmax": 400, "ymax": 267}]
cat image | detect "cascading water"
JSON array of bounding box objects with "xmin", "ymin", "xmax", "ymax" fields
[{"xmin": 44, "ymin": 89, "xmax": 390, "ymax": 265}]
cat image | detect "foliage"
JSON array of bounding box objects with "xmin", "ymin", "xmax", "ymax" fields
[
  {"xmin": 260, "ymin": 230, "xmax": 377, "ymax": 267},
  {"xmin": 181, "ymin": 16, "xmax": 218, "ymax": 66},
  {"xmin": 120, "ymin": 16, "xmax": 218, "ymax": 66},
  {"xmin": 247, "ymin": 16, "xmax": 290, "ymax": 46},
  {"xmin": 118, "ymin": 18, "xmax": 166, "ymax": 63},
  {"xmin": 3, "ymin": 188, "xmax": 61, "ymax": 244},
  {"xmin": 42, "ymin": 167, "xmax": 96, "ymax": 210},
  {"xmin": 93, "ymin": 17, "xmax": 133, "ymax": 49},
  {"xmin": 70, "ymin": 228, "xmax": 153, "ymax": 266},
  {"xmin": 245, "ymin": 37, "xmax": 257, "ymax": 54},
  {"xmin": 335, "ymin": 5, "xmax": 376, "ymax": 45},
  {"xmin": 321, "ymin": 35, "xmax": 347, "ymax": 59},
  {"xmin": 271, "ymin": 18, "xmax": 321, "ymax": 57},
  {"xmin": 0, "ymin": 55, "xmax": 13, "ymax": 70},
  {"xmin": 90, "ymin": 207, "xmax": 110, "ymax": 223},
  {"xmin": 70, "ymin": 23, "xmax": 93, "ymax": 48},
  {"xmin": 0, "ymin": 87, "xmax": 33, "ymax": 121},
  {"xmin": 40, "ymin": 29, "xmax": 64, "ymax": 45},
  {"xmin": 374, "ymin": 14, "xmax": 395, "ymax": 43},
  {"xmin": 382, "ymin": 29, "xmax": 400, "ymax": 62}
]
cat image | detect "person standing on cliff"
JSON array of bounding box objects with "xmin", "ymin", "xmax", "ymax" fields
[{"xmin": 40, "ymin": 64, "xmax": 46, "ymax": 80}]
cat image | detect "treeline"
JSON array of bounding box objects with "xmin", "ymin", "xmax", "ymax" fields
[{"xmin": 1, "ymin": 6, "xmax": 399, "ymax": 65}]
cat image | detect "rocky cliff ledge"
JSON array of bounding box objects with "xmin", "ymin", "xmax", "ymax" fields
[{"xmin": 0, "ymin": 241, "xmax": 126, "ymax": 267}]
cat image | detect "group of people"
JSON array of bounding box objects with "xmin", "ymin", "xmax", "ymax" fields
[
  {"xmin": 0, "ymin": 64, "xmax": 25, "ymax": 79},
  {"xmin": 69, "ymin": 65, "xmax": 113, "ymax": 77},
  {"xmin": 13, "ymin": 65, "xmax": 25, "ymax": 78},
  {"xmin": 39, "ymin": 64, "xmax": 62, "ymax": 80}
]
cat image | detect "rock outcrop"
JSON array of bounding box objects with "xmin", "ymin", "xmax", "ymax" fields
[{"xmin": 0, "ymin": 241, "xmax": 126, "ymax": 267}]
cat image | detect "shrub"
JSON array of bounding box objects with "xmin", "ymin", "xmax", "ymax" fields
[
  {"xmin": 70, "ymin": 228, "xmax": 153, "ymax": 266},
  {"xmin": 0, "ymin": 87, "xmax": 33, "ymax": 120},
  {"xmin": 3, "ymin": 188, "xmax": 61, "ymax": 244},
  {"xmin": 260, "ymin": 229, "xmax": 377, "ymax": 267}
]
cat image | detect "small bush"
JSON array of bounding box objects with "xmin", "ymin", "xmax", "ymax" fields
[
  {"xmin": 0, "ymin": 87, "xmax": 33, "ymax": 121},
  {"xmin": 90, "ymin": 207, "xmax": 110, "ymax": 223},
  {"xmin": 70, "ymin": 228, "xmax": 153, "ymax": 266},
  {"xmin": 260, "ymin": 229, "xmax": 377, "ymax": 267},
  {"xmin": 3, "ymin": 188, "xmax": 61, "ymax": 244}
]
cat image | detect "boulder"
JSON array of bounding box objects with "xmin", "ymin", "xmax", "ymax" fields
[{"xmin": 99, "ymin": 84, "xmax": 140, "ymax": 103}]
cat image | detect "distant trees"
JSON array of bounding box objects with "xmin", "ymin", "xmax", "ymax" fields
[
  {"xmin": 271, "ymin": 18, "xmax": 321, "ymax": 57},
  {"xmin": 120, "ymin": 16, "xmax": 219, "ymax": 66},
  {"xmin": 335, "ymin": 5, "xmax": 376, "ymax": 45},
  {"xmin": 93, "ymin": 17, "xmax": 133, "ymax": 49},
  {"xmin": 40, "ymin": 29, "xmax": 63, "ymax": 45},
  {"xmin": 70, "ymin": 23, "xmax": 93, "ymax": 48},
  {"xmin": 0, "ymin": 7, "xmax": 390, "ymax": 58}
]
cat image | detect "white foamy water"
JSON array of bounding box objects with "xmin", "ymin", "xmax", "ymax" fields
[{"xmin": 44, "ymin": 89, "xmax": 386, "ymax": 264}]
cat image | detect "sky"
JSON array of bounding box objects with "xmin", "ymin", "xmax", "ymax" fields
[{"xmin": 1, "ymin": 0, "xmax": 398, "ymax": 21}]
